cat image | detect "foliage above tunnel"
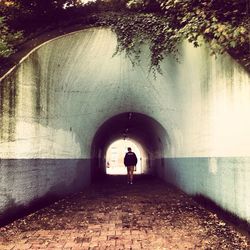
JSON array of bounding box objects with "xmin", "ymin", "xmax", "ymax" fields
[
  {"xmin": 0, "ymin": 0, "xmax": 249, "ymax": 74},
  {"xmin": 0, "ymin": 16, "xmax": 22, "ymax": 58},
  {"xmin": 107, "ymin": 0, "xmax": 250, "ymax": 72}
]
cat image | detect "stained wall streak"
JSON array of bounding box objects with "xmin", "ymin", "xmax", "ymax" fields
[{"xmin": 0, "ymin": 72, "xmax": 17, "ymax": 143}]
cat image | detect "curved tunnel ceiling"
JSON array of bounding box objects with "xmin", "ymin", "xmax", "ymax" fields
[
  {"xmin": 1, "ymin": 27, "xmax": 249, "ymax": 161},
  {"xmin": 91, "ymin": 112, "xmax": 170, "ymax": 156},
  {"xmin": 1, "ymin": 27, "xmax": 180, "ymax": 159}
]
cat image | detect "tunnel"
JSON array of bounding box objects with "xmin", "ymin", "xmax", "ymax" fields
[
  {"xmin": 91, "ymin": 112, "xmax": 169, "ymax": 178},
  {"xmin": 0, "ymin": 27, "xmax": 250, "ymax": 226}
]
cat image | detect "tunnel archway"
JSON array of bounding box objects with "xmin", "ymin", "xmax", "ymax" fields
[{"xmin": 91, "ymin": 112, "xmax": 170, "ymax": 180}]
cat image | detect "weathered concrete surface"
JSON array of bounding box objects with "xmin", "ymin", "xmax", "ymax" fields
[
  {"xmin": 156, "ymin": 157, "xmax": 250, "ymax": 227},
  {"xmin": 0, "ymin": 176, "xmax": 249, "ymax": 250},
  {"xmin": 0, "ymin": 27, "xmax": 250, "ymax": 224},
  {"xmin": 0, "ymin": 159, "xmax": 90, "ymax": 225}
]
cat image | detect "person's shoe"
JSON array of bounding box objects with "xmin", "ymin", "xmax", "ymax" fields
[{"xmin": 130, "ymin": 181, "xmax": 133, "ymax": 184}]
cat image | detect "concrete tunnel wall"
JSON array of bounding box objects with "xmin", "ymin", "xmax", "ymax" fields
[{"xmin": 0, "ymin": 27, "xmax": 250, "ymax": 224}]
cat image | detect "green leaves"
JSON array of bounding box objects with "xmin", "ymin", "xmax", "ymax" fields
[
  {"xmin": 157, "ymin": 0, "xmax": 249, "ymax": 52},
  {"xmin": 109, "ymin": 0, "xmax": 249, "ymax": 71},
  {"xmin": 0, "ymin": 17, "xmax": 23, "ymax": 58},
  {"xmin": 101, "ymin": 12, "xmax": 182, "ymax": 72}
]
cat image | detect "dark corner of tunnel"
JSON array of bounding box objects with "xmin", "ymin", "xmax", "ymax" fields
[
  {"xmin": 0, "ymin": 193, "xmax": 61, "ymax": 227},
  {"xmin": 193, "ymin": 194, "xmax": 250, "ymax": 235}
]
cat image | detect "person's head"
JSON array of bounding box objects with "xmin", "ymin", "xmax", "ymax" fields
[{"xmin": 127, "ymin": 147, "xmax": 132, "ymax": 152}]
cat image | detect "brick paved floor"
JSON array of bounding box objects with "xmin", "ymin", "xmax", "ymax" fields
[{"xmin": 0, "ymin": 175, "xmax": 249, "ymax": 250}]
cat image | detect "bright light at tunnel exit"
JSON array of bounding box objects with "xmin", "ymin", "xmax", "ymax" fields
[{"xmin": 106, "ymin": 139, "xmax": 144, "ymax": 175}]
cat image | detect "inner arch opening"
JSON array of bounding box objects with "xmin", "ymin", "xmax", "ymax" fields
[{"xmin": 91, "ymin": 112, "xmax": 170, "ymax": 180}]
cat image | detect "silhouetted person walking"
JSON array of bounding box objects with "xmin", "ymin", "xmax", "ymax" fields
[{"xmin": 124, "ymin": 147, "xmax": 137, "ymax": 184}]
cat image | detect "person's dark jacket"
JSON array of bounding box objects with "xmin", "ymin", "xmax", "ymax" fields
[{"xmin": 124, "ymin": 152, "xmax": 137, "ymax": 166}]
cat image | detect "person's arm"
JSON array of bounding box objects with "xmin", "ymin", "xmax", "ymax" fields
[
  {"xmin": 134, "ymin": 154, "xmax": 138, "ymax": 165},
  {"xmin": 134, "ymin": 153, "xmax": 137, "ymax": 171},
  {"xmin": 124, "ymin": 154, "xmax": 127, "ymax": 167}
]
